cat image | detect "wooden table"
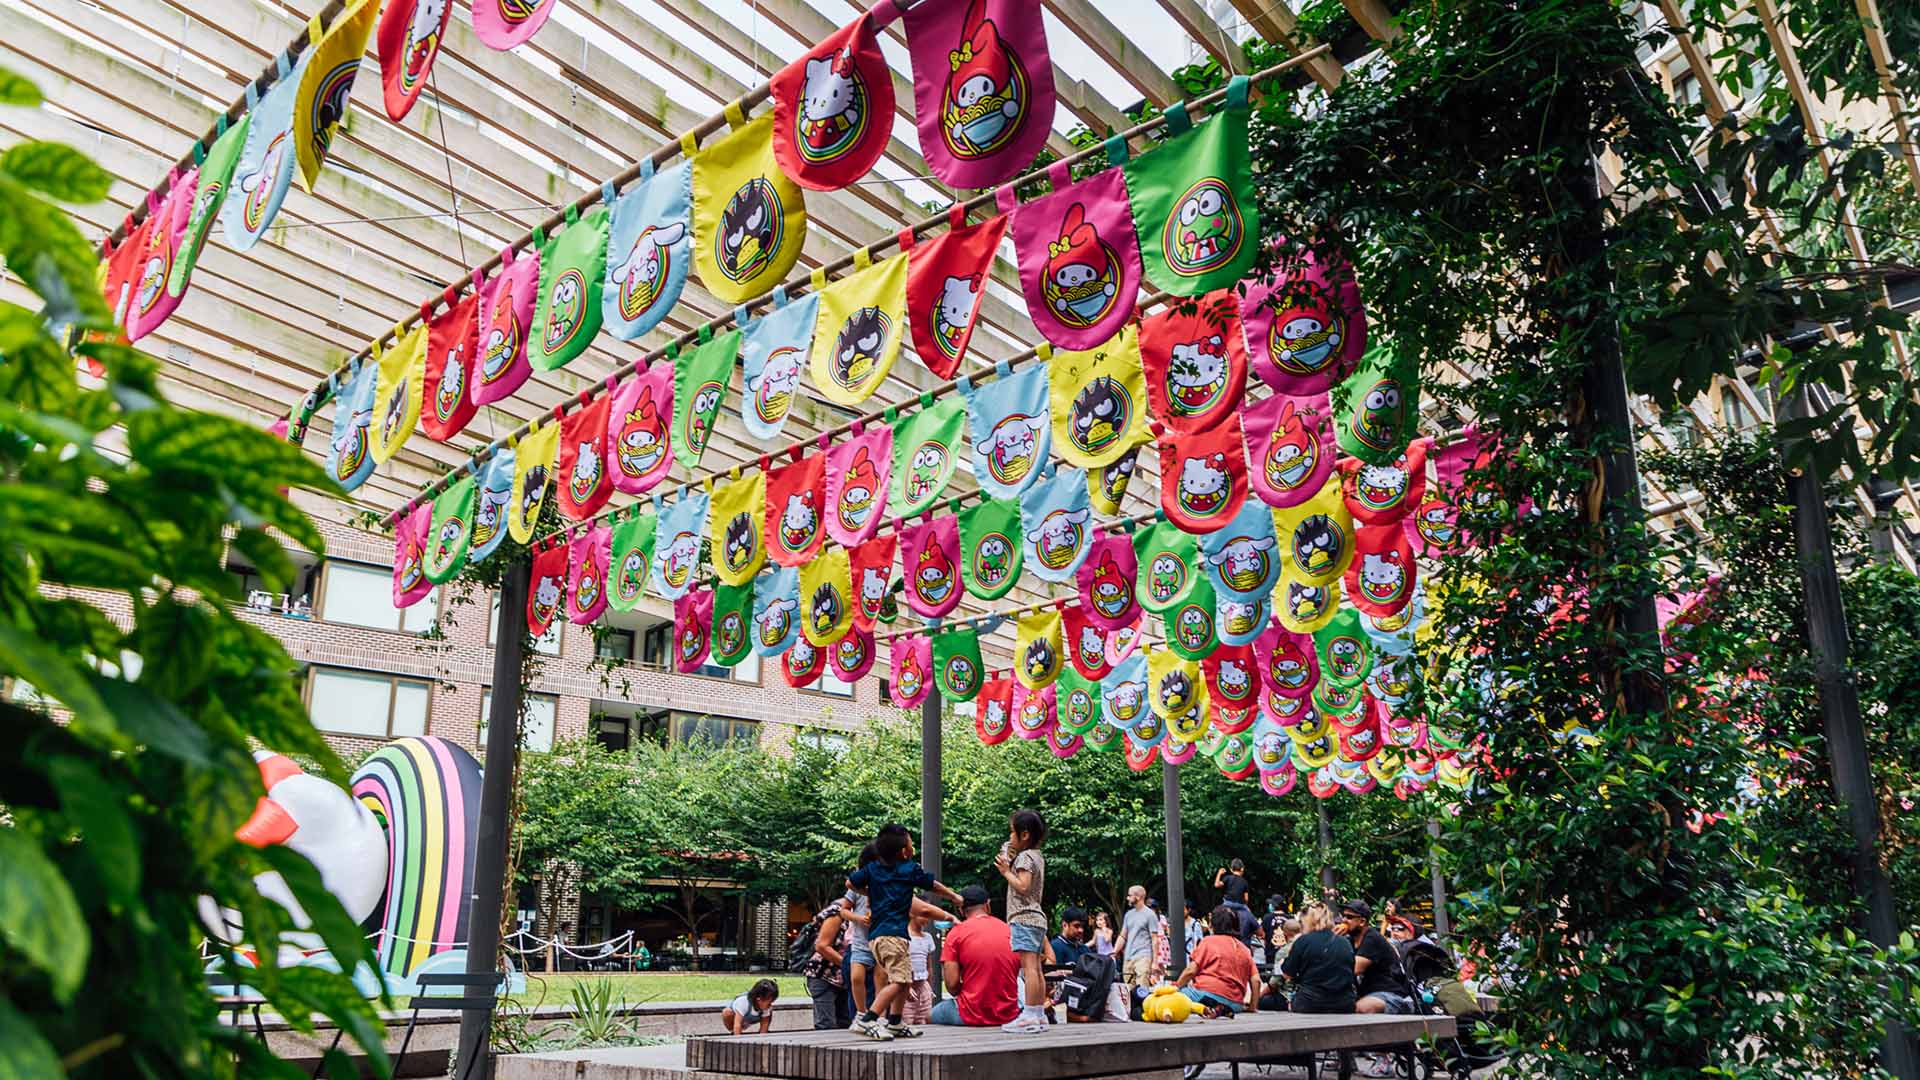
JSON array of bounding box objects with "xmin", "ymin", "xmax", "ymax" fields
[{"xmin": 685, "ymin": 1012, "xmax": 1456, "ymax": 1080}]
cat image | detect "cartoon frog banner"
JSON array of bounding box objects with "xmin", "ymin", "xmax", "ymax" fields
[
  {"xmin": 899, "ymin": 515, "xmax": 963, "ymax": 618},
  {"xmin": 770, "ymin": 8, "xmax": 896, "ymax": 191},
  {"xmin": 603, "ymin": 161, "xmax": 693, "ymax": 342},
  {"xmin": 799, "ymin": 546, "xmax": 855, "ymax": 647},
  {"xmin": 1276, "ymin": 573, "xmax": 1342, "ymax": 635},
  {"xmin": 1062, "ymin": 604, "xmax": 1115, "ymax": 681},
  {"xmin": 1019, "ymin": 465, "xmax": 1093, "ymax": 584},
  {"xmin": 370, "ymin": 324, "xmax": 425, "ymax": 466},
  {"xmin": 530, "ymin": 206, "xmax": 610, "ymax": 373},
  {"xmin": 1049, "ymin": 324, "xmax": 1148, "ymax": 469},
  {"xmin": 738, "ymin": 291, "xmax": 818, "ymax": 441},
  {"xmin": 958, "ymin": 498, "xmax": 1022, "ymax": 601},
  {"xmin": 976, "ymin": 677, "xmax": 1016, "ymax": 745},
  {"xmin": 751, "ymin": 565, "xmax": 801, "ymax": 657},
  {"xmin": 606, "ymin": 364, "xmax": 675, "ymax": 494},
  {"xmin": 1123, "ymin": 78, "xmax": 1257, "ymax": 295},
  {"xmin": 1333, "ymin": 342, "xmax": 1420, "ymax": 466},
  {"xmin": 691, "ymin": 109, "xmax": 808, "ymax": 304},
  {"xmin": 124, "ymin": 169, "xmax": 194, "ymax": 342},
  {"xmin": 826, "ymin": 426, "xmax": 892, "ymax": 547},
  {"xmin": 392, "ymin": 504, "xmax": 433, "ymax": 610},
  {"xmin": 962, "ymin": 363, "xmax": 1051, "ymax": 498},
  {"xmin": 376, "ymin": 0, "xmax": 451, "ymax": 121},
  {"xmin": 568, "ymin": 523, "xmax": 612, "ymax": 626},
  {"xmin": 1011, "ymin": 681, "xmax": 1056, "ymax": 739},
  {"xmin": 1140, "ymin": 290, "xmax": 1248, "ymax": 436},
  {"xmin": 889, "ymin": 634, "xmax": 933, "ymax": 709},
  {"xmin": 1075, "ymin": 533, "xmax": 1139, "ymax": 630},
  {"xmin": 1164, "ymin": 574, "xmax": 1218, "ymax": 662},
  {"xmin": 526, "ymin": 541, "xmax": 568, "ymax": 638},
  {"xmin": 673, "ymin": 588, "xmax": 714, "ymax": 673},
  {"xmin": 472, "ymin": 246, "xmax": 539, "ymax": 407},
  {"xmin": 421, "ymin": 293, "xmax": 479, "ymax": 442},
  {"xmin": 904, "ymin": 0, "xmax": 1055, "ymax": 189},
  {"xmin": 1313, "ymin": 608, "xmax": 1375, "ymax": 690},
  {"xmin": 292, "ymin": 0, "xmax": 378, "ymax": 192},
  {"xmin": 649, "ymin": 490, "xmax": 709, "ymax": 602},
  {"xmin": 169, "ymin": 114, "xmax": 247, "ymax": 300},
  {"xmin": 1008, "ymin": 165, "xmax": 1142, "ymax": 351},
  {"xmin": 1088, "ymin": 445, "xmax": 1141, "ymax": 516},
  {"xmin": 468, "ymin": 450, "xmax": 516, "ymax": 565},
  {"xmin": 607, "ymin": 509, "xmax": 657, "ymax": 613},
  {"xmin": 1084, "ymin": 713, "xmax": 1124, "ymax": 753},
  {"xmin": 555, "ymin": 395, "xmax": 613, "ymax": 521},
  {"xmin": 890, "ymin": 396, "xmax": 966, "ymax": 515},
  {"xmin": 1132, "ymin": 519, "xmax": 1200, "ymax": 614},
  {"xmin": 849, "ymin": 533, "xmax": 896, "ymax": 631},
  {"xmin": 221, "ymin": 51, "xmax": 304, "ymax": 253},
  {"xmin": 810, "ymin": 251, "xmax": 907, "ymax": 407},
  {"xmin": 1341, "ymin": 438, "xmax": 1428, "ymax": 525},
  {"xmin": 1158, "ymin": 414, "xmax": 1247, "ymax": 534},
  {"xmin": 1013, "ymin": 609, "xmax": 1063, "ymax": 690},
  {"xmin": 828, "ymin": 626, "xmax": 877, "ymax": 684},
  {"xmin": 1254, "ymin": 620, "xmax": 1320, "ymax": 703},
  {"xmin": 1345, "ymin": 523, "xmax": 1417, "ymax": 619},
  {"xmin": 710, "ymin": 581, "xmax": 754, "ymax": 668},
  {"xmin": 709, "ymin": 472, "xmax": 768, "ymax": 586},
  {"xmin": 1199, "ymin": 499, "xmax": 1281, "ymax": 604},
  {"xmin": 906, "ymin": 210, "xmax": 1007, "ymax": 378},
  {"xmin": 1204, "ymin": 644, "xmax": 1261, "ymax": 733},
  {"xmin": 1274, "ymin": 476, "xmax": 1355, "ymax": 587},
  {"xmin": 326, "ymin": 359, "xmax": 379, "ymax": 494},
  {"xmin": 1055, "ymin": 667, "xmax": 1101, "ymax": 735},
  {"xmin": 764, "ymin": 453, "xmax": 826, "ymax": 567},
  {"xmin": 472, "ymin": 0, "xmax": 556, "ymax": 50},
  {"xmin": 934, "ymin": 628, "xmax": 984, "ymax": 702},
  {"xmin": 423, "ymin": 475, "xmax": 474, "ymax": 585},
  {"xmin": 1241, "ymin": 246, "xmax": 1367, "ymax": 396},
  {"xmin": 783, "ymin": 637, "xmax": 826, "ymax": 688},
  {"xmin": 672, "ymin": 329, "xmax": 741, "ymax": 470}
]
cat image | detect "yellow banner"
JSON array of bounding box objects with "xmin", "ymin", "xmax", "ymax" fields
[
  {"xmin": 708, "ymin": 472, "xmax": 768, "ymax": 586},
  {"xmin": 799, "ymin": 547, "xmax": 854, "ymax": 647},
  {"xmin": 293, "ymin": 0, "xmax": 379, "ymax": 191},
  {"xmin": 1050, "ymin": 323, "xmax": 1148, "ymax": 468},
  {"xmin": 370, "ymin": 324, "xmax": 424, "ymax": 465},
  {"xmin": 691, "ymin": 111, "xmax": 808, "ymax": 303},
  {"xmin": 810, "ymin": 253, "xmax": 908, "ymax": 406},
  {"xmin": 508, "ymin": 422, "xmax": 559, "ymax": 544},
  {"xmin": 1014, "ymin": 609, "xmax": 1063, "ymax": 689}
]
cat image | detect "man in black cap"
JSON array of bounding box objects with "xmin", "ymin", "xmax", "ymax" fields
[
  {"xmin": 929, "ymin": 885, "xmax": 1022, "ymax": 1028},
  {"xmin": 1341, "ymin": 899, "xmax": 1413, "ymax": 1015}
]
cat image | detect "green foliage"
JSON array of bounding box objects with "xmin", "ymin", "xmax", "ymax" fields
[{"xmin": 0, "ymin": 73, "xmax": 387, "ymax": 1077}]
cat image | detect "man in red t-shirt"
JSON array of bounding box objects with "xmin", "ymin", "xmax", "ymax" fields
[{"xmin": 930, "ymin": 885, "xmax": 1021, "ymax": 1027}]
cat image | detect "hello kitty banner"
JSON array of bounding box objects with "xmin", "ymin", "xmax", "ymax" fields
[
  {"xmin": 751, "ymin": 565, "xmax": 801, "ymax": 657},
  {"xmin": 800, "ymin": 547, "xmax": 855, "ymax": 647},
  {"xmin": 904, "ymin": 0, "xmax": 1055, "ymax": 189},
  {"xmin": 1049, "ymin": 324, "xmax": 1148, "ymax": 469},
  {"xmin": 568, "ymin": 524, "xmax": 612, "ymax": 626},
  {"xmin": 1242, "ymin": 247, "xmax": 1367, "ymax": 395},
  {"xmin": 421, "ymin": 294, "xmax": 479, "ymax": 442},
  {"xmin": 1342, "ymin": 438, "xmax": 1427, "ymax": 525},
  {"xmin": 906, "ymin": 210, "xmax": 1006, "ymax": 378},
  {"xmin": 849, "ymin": 533, "xmax": 896, "ymax": 631},
  {"xmin": 1345, "ymin": 523, "xmax": 1417, "ymax": 619},
  {"xmin": 608, "ymin": 510, "xmax": 656, "ymax": 612},
  {"xmin": 604, "ymin": 162, "xmax": 693, "ymax": 341},
  {"xmin": 531, "ymin": 207, "xmax": 610, "ymax": 373},
  {"xmin": 825, "ymin": 426, "xmax": 891, "ymax": 547},
  {"xmin": 371, "ymin": 324, "xmax": 424, "ymax": 466},
  {"xmin": 783, "ymin": 637, "xmax": 825, "ymax": 688},
  {"xmin": 765, "ymin": 453, "xmax": 827, "ymax": 567},
  {"xmin": 962, "ymin": 363, "xmax": 1050, "ymax": 498},
  {"xmin": 468, "ymin": 450, "xmax": 516, "ymax": 565},
  {"xmin": 124, "ymin": 169, "xmax": 194, "ymax": 342},
  {"xmin": 423, "ymin": 475, "xmax": 474, "ymax": 585},
  {"xmin": 976, "ymin": 677, "xmax": 1015, "ymax": 745},
  {"xmin": 1199, "ymin": 499, "xmax": 1281, "ymax": 603},
  {"xmin": 555, "ymin": 396, "xmax": 613, "ymax": 520},
  {"xmin": 326, "ymin": 360, "xmax": 378, "ymax": 493},
  {"xmin": 1243, "ymin": 390, "xmax": 1335, "ymax": 509},
  {"xmin": 527, "ymin": 542, "xmax": 568, "ymax": 638},
  {"xmin": 649, "ymin": 490, "xmax": 709, "ymax": 601},
  {"xmin": 472, "ymin": 0, "xmax": 556, "ymax": 50},
  {"xmin": 738, "ymin": 292, "xmax": 818, "ymax": 441},
  {"xmin": 899, "ymin": 514, "xmax": 963, "ymax": 619},
  {"xmin": 1062, "ymin": 603, "xmax": 1114, "ymax": 681},
  {"xmin": 889, "ymin": 634, "xmax": 933, "ymax": 709},
  {"xmin": 933, "ymin": 629, "xmax": 984, "ymax": 702},
  {"xmin": 221, "ymin": 52, "xmax": 303, "ymax": 253},
  {"xmin": 1018, "ymin": 465, "xmax": 1092, "ymax": 584},
  {"xmin": 377, "ymin": 0, "xmax": 450, "ymax": 121},
  {"xmin": 1204, "ymin": 644, "xmax": 1260, "ymax": 732},
  {"xmin": 691, "ymin": 110, "xmax": 808, "ymax": 304},
  {"xmin": 1075, "ymin": 532, "xmax": 1139, "ymax": 631},
  {"xmin": 771, "ymin": 7, "xmax": 897, "ymax": 191},
  {"xmin": 1141, "ymin": 290, "xmax": 1248, "ymax": 436},
  {"xmin": 606, "ymin": 365, "xmax": 675, "ymax": 494},
  {"xmin": 473, "ymin": 248, "xmax": 539, "ymax": 407},
  {"xmin": 392, "ymin": 503, "xmax": 432, "ymax": 609},
  {"xmin": 1009, "ymin": 166, "xmax": 1143, "ymax": 351},
  {"xmin": 827, "ymin": 625, "xmax": 876, "ymax": 683},
  {"xmin": 1158, "ymin": 413, "xmax": 1247, "ymax": 534},
  {"xmin": 709, "ymin": 472, "xmax": 768, "ymax": 586},
  {"xmin": 674, "ymin": 588, "xmax": 714, "ymax": 672},
  {"xmin": 811, "ymin": 252, "xmax": 908, "ymax": 407},
  {"xmin": 889, "ymin": 397, "xmax": 965, "ymax": 516}
]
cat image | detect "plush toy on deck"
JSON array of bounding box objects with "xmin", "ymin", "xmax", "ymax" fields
[{"xmin": 1140, "ymin": 984, "xmax": 1199, "ymax": 1023}]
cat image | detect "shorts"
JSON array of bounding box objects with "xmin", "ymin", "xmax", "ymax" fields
[
  {"xmin": 1122, "ymin": 954, "xmax": 1156, "ymax": 987},
  {"xmin": 848, "ymin": 944, "xmax": 874, "ymax": 969},
  {"xmin": 1009, "ymin": 923, "xmax": 1048, "ymax": 954},
  {"xmin": 1361, "ymin": 990, "xmax": 1416, "ymax": 1014},
  {"xmin": 870, "ymin": 935, "xmax": 912, "ymax": 985},
  {"xmin": 1179, "ymin": 987, "xmax": 1244, "ymax": 1014},
  {"xmin": 902, "ymin": 980, "xmax": 933, "ymax": 1024}
]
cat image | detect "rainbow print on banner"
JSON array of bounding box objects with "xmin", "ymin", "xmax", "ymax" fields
[
  {"xmin": 222, "ymin": 52, "xmax": 305, "ymax": 252},
  {"xmin": 292, "ymin": 0, "xmax": 379, "ymax": 192},
  {"xmin": 377, "ymin": 0, "xmax": 452, "ymax": 121},
  {"xmin": 603, "ymin": 161, "xmax": 693, "ymax": 341},
  {"xmin": 810, "ymin": 252, "xmax": 907, "ymax": 407},
  {"xmin": 738, "ymin": 292, "xmax": 818, "ymax": 441},
  {"xmin": 769, "ymin": 8, "xmax": 896, "ymax": 191},
  {"xmin": 691, "ymin": 110, "xmax": 809, "ymax": 304},
  {"xmin": 349, "ymin": 737, "xmax": 482, "ymax": 978},
  {"xmin": 963, "ymin": 363, "xmax": 1050, "ymax": 499},
  {"xmin": 903, "ymin": 0, "xmax": 1056, "ymax": 189},
  {"xmin": 473, "ymin": 0, "xmax": 557, "ymax": 50}
]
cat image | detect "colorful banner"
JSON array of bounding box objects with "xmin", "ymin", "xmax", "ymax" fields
[
  {"xmin": 1056, "ymin": 668, "xmax": 1100, "ymax": 735},
  {"xmin": 783, "ymin": 638, "xmax": 825, "ymax": 688},
  {"xmin": 1014, "ymin": 609, "xmax": 1063, "ymax": 690},
  {"xmin": 1159, "ymin": 414, "xmax": 1246, "ymax": 534},
  {"xmin": 826, "ymin": 427, "xmax": 891, "ymax": 547},
  {"xmin": 1050, "ymin": 323, "xmax": 1148, "ymax": 468},
  {"xmin": 850, "ymin": 534, "xmax": 896, "ymax": 631},
  {"xmin": 393, "ymin": 504, "xmax": 432, "ymax": 609},
  {"xmin": 1345, "ymin": 523, "xmax": 1417, "ymax": 619},
  {"xmin": 691, "ymin": 111, "xmax": 808, "ymax": 304},
  {"xmin": 125, "ymin": 169, "xmax": 194, "ymax": 342},
  {"xmin": 468, "ymin": 450, "xmax": 515, "ymax": 565},
  {"xmin": 957, "ymin": 498, "xmax": 1022, "ymax": 601},
  {"xmin": 934, "ymin": 628, "xmax": 983, "ymax": 702},
  {"xmin": 890, "ymin": 396, "xmax": 966, "ymax": 515},
  {"xmin": 889, "ymin": 635, "xmax": 933, "ymax": 708},
  {"xmin": 828, "ymin": 626, "xmax": 876, "ymax": 683},
  {"xmin": 555, "ymin": 396, "xmax": 613, "ymax": 521},
  {"xmin": 976, "ymin": 677, "xmax": 1014, "ymax": 744},
  {"xmin": 1100, "ymin": 653, "xmax": 1149, "ymax": 733},
  {"xmin": 1063, "ymin": 604, "xmax": 1114, "ymax": 680},
  {"xmin": 423, "ymin": 476, "xmax": 474, "ymax": 585},
  {"xmin": 607, "ymin": 364, "xmax": 675, "ymax": 494},
  {"xmin": 1255, "ymin": 621, "xmax": 1318, "ymax": 703},
  {"xmin": 1012, "ymin": 682, "xmax": 1055, "ymax": 739},
  {"xmin": 1163, "ymin": 574, "xmax": 1218, "ymax": 661},
  {"xmin": 1123, "ymin": 80, "xmax": 1257, "ymax": 295},
  {"xmin": 899, "ymin": 514, "xmax": 962, "ymax": 618},
  {"xmin": 531, "ymin": 207, "xmax": 610, "ymax": 372},
  {"xmin": 104, "ymin": 210, "xmax": 153, "ymax": 329},
  {"xmin": 170, "ymin": 114, "xmax": 246, "ymax": 297},
  {"xmin": 1334, "ymin": 342, "xmax": 1419, "ymax": 465},
  {"xmin": 326, "ymin": 361, "xmax": 377, "ymax": 492},
  {"xmin": 1276, "ymin": 574, "xmax": 1341, "ymax": 635},
  {"xmin": 800, "ymin": 547, "xmax": 855, "ymax": 647},
  {"xmin": 738, "ymin": 292, "xmax": 817, "ymax": 440},
  {"xmin": 903, "ymin": 0, "xmax": 1055, "ymax": 189},
  {"xmin": 1342, "ymin": 439, "xmax": 1427, "ymax": 525},
  {"xmin": 710, "ymin": 582, "xmax": 753, "ymax": 668},
  {"xmin": 672, "ymin": 330, "xmax": 741, "ymax": 470},
  {"xmin": 1275, "ymin": 475, "xmax": 1354, "ymax": 586},
  {"xmin": 1215, "ymin": 593, "xmax": 1268, "ymax": 648},
  {"xmin": 1088, "ymin": 445, "xmax": 1141, "ymax": 517},
  {"xmin": 221, "ymin": 51, "xmax": 304, "ymax": 252},
  {"xmin": 293, "ymin": 0, "xmax": 378, "ymax": 192},
  {"xmin": 1204, "ymin": 645, "xmax": 1260, "ymax": 732},
  {"xmin": 1244, "ymin": 390, "xmax": 1335, "ymax": 509},
  {"xmin": 371, "ymin": 324, "xmax": 425, "ymax": 466},
  {"xmin": 604, "ymin": 161, "xmax": 693, "ymax": 341},
  {"xmin": 1314, "ymin": 609, "xmax": 1375, "ymax": 692},
  {"xmin": 1199, "ymin": 498, "xmax": 1281, "ymax": 602},
  {"xmin": 1132, "ymin": 519, "xmax": 1201, "ymax": 614},
  {"xmin": 710, "ymin": 472, "xmax": 768, "ymax": 585},
  {"xmin": 608, "ymin": 510, "xmax": 656, "ymax": 612},
  {"xmin": 1242, "ymin": 246, "xmax": 1367, "ymax": 395},
  {"xmin": 674, "ymin": 589, "xmax": 714, "ymax": 672},
  {"xmin": 765, "ymin": 453, "xmax": 827, "ymax": 567},
  {"xmin": 1010, "ymin": 167, "xmax": 1142, "ymax": 351},
  {"xmin": 1048, "ymin": 723, "xmax": 1084, "ymax": 759},
  {"xmin": 963, "ymin": 363, "xmax": 1050, "ymax": 498},
  {"xmin": 1148, "ymin": 647, "xmax": 1203, "ymax": 723},
  {"xmin": 1141, "ymin": 289, "xmax": 1248, "ymax": 435},
  {"xmin": 751, "ymin": 565, "xmax": 801, "ymax": 656},
  {"xmin": 650, "ymin": 491, "xmax": 709, "ymax": 601},
  {"xmin": 474, "ymin": 247, "xmax": 539, "ymax": 407},
  {"xmin": 568, "ymin": 524, "xmax": 612, "ymax": 625},
  {"xmin": 376, "ymin": 0, "xmax": 450, "ymax": 121},
  {"xmin": 770, "ymin": 10, "xmax": 895, "ymax": 191},
  {"xmin": 906, "ymin": 211, "xmax": 1007, "ymax": 378},
  {"xmin": 1075, "ymin": 533, "xmax": 1139, "ymax": 630},
  {"xmin": 472, "ymin": 0, "xmax": 556, "ymax": 49},
  {"xmin": 811, "ymin": 252, "xmax": 908, "ymax": 406},
  {"xmin": 1020, "ymin": 465, "xmax": 1092, "ymax": 583},
  {"xmin": 421, "ymin": 294, "xmax": 479, "ymax": 442},
  {"xmin": 527, "ymin": 541, "xmax": 568, "ymax": 638}
]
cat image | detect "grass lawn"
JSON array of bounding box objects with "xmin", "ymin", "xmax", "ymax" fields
[{"xmin": 507, "ymin": 971, "xmax": 806, "ymax": 1007}]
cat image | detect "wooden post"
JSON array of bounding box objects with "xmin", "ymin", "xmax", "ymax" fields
[
  {"xmin": 1164, "ymin": 763, "xmax": 1187, "ymax": 973},
  {"xmin": 456, "ymin": 558, "xmax": 531, "ymax": 1080},
  {"xmin": 1315, "ymin": 802, "xmax": 1336, "ymax": 899}
]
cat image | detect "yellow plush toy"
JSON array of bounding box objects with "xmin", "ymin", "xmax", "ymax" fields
[{"xmin": 1141, "ymin": 984, "xmax": 1198, "ymax": 1023}]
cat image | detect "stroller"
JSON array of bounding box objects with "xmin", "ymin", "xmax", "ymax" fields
[{"xmin": 1399, "ymin": 939, "xmax": 1507, "ymax": 1079}]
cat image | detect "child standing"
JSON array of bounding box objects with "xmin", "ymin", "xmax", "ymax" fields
[
  {"xmin": 903, "ymin": 907, "xmax": 935, "ymax": 1025},
  {"xmin": 721, "ymin": 978, "xmax": 780, "ymax": 1034},
  {"xmin": 995, "ymin": 809, "xmax": 1049, "ymax": 1034},
  {"xmin": 841, "ymin": 844, "xmax": 877, "ymax": 1018},
  {"xmin": 847, "ymin": 823, "xmax": 964, "ymax": 1041}
]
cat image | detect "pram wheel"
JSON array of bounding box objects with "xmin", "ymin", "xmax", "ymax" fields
[{"xmin": 1183, "ymin": 1066, "xmax": 1208, "ymax": 1080}]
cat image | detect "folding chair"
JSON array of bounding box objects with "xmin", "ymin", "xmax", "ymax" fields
[
  {"xmin": 310, "ymin": 970, "xmax": 502, "ymax": 1080},
  {"xmin": 207, "ymin": 971, "xmax": 267, "ymax": 1042}
]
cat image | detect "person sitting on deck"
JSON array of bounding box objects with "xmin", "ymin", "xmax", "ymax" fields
[
  {"xmin": 1048, "ymin": 906, "xmax": 1092, "ymax": 968},
  {"xmin": 1173, "ymin": 905, "xmax": 1260, "ymax": 1017},
  {"xmin": 721, "ymin": 979, "xmax": 779, "ymax": 1035},
  {"xmin": 1278, "ymin": 902, "xmax": 1357, "ymax": 1014},
  {"xmin": 929, "ymin": 884, "xmax": 1022, "ymax": 1028}
]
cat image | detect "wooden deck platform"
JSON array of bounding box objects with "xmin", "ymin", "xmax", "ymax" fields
[{"xmin": 684, "ymin": 1012, "xmax": 1456, "ymax": 1080}]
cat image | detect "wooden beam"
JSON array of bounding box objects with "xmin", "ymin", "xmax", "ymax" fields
[
  {"xmin": 1854, "ymin": 0, "xmax": 1920, "ymax": 194},
  {"xmin": 1227, "ymin": 0, "xmax": 1344, "ymax": 90},
  {"xmin": 1341, "ymin": 0, "xmax": 1402, "ymax": 44},
  {"xmin": 1156, "ymin": 0, "xmax": 1248, "ymax": 72},
  {"xmin": 1044, "ymin": 0, "xmax": 1184, "ymax": 108}
]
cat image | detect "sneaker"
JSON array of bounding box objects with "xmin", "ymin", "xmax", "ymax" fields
[
  {"xmin": 886, "ymin": 1023, "xmax": 923, "ymax": 1038},
  {"xmin": 850, "ymin": 1017, "xmax": 895, "ymax": 1041},
  {"xmin": 999, "ymin": 1011, "xmax": 1048, "ymax": 1034}
]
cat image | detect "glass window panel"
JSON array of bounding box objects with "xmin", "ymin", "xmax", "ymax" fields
[
  {"xmin": 488, "ymin": 596, "xmax": 561, "ymax": 654},
  {"xmin": 392, "ymin": 681, "xmax": 429, "ymax": 736},
  {"xmin": 322, "ymin": 563, "xmax": 396, "ymax": 629},
  {"xmin": 311, "ymin": 669, "xmax": 397, "ymax": 736}
]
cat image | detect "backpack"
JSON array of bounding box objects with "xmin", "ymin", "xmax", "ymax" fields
[
  {"xmin": 789, "ymin": 907, "xmax": 834, "ymax": 972},
  {"xmin": 1059, "ymin": 951, "xmax": 1117, "ymax": 1020}
]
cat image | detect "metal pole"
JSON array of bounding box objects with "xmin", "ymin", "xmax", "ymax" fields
[
  {"xmin": 1315, "ymin": 802, "xmax": 1336, "ymax": 900},
  {"xmin": 1781, "ymin": 388, "xmax": 1918, "ymax": 1079},
  {"xmin": 456, "ymin": 558, "xmax": 531, "ymax": 1080},
  {"xmin": 1426, "ymin": 819, "xmax": 1451, "ymax": 940},
  {"xmin": 1164, "ymin": 763, "xmax": 1187, "ymax": 974},
  {"xmin": 920, "ymin": 690, "xmax": 944, "ymax": 999}
]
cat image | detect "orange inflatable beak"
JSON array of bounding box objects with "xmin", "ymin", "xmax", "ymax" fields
[{"xmin": 235, "ymin": 796, "xmax": 297, "ymax": 848}]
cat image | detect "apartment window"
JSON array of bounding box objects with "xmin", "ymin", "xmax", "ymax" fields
[
  {"xmin": 795, "ymin": 729, "xmax": 850, "ymax": 753},
  {"xmin": 597, "ymin": 629, "xmax": 636, "ymax": 663},
  {"xmin": 479, "ymin": 689, "xmax": 557, "ymax": 752},
  {"xmin": 671, "ymin": 714, "xmax": 759, "ymax": 749},
  {"xmin": 809, "ymin": 678, "xmax": 854, "ymax": 699},
  {"xmin": 321, "ymin": 561, "xmax": 437, "ymax": 633},
  {"xmin": 489, "ymin": 595, "xmax": 562, "ymax": 655},
  {"xmin": 308, "ymin": 667, "xmax": 430, "ymax": 737}
]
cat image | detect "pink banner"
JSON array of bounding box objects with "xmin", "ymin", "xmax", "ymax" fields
[
  {"xmin": 904, "ymin": 0, "xmax": 1055, "ymax": 189},
  {"xmin": 1009, "ymin": 167, "xmax": 1142, "ymax": 351}
]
